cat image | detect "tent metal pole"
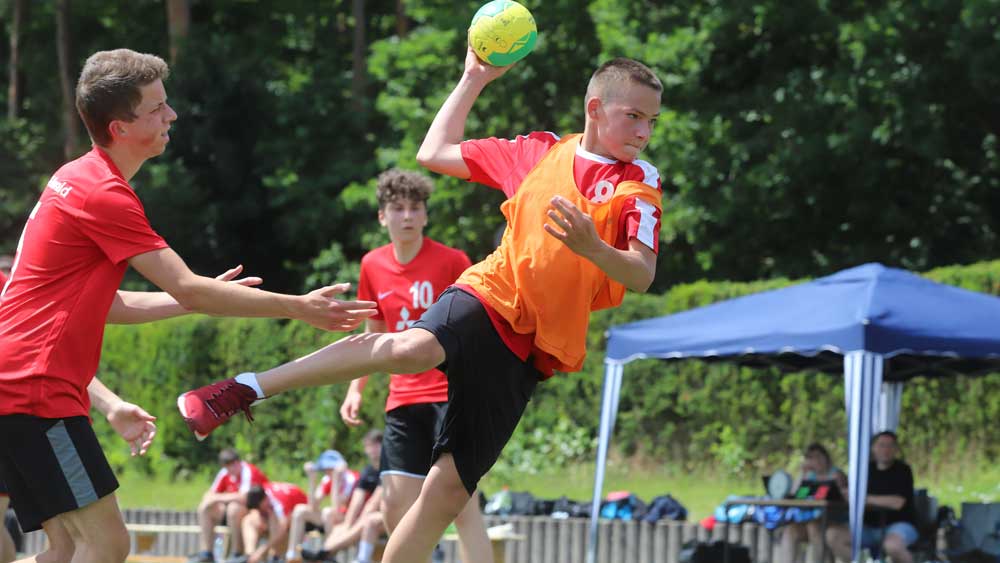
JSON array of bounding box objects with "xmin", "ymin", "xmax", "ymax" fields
[
  {"xmin": 845, "ymin": 351, "xmax": 883, "ymax": 562},
  {"xmin": 587, "ymin": 360, "xmax": 624, "ymax": 563}
]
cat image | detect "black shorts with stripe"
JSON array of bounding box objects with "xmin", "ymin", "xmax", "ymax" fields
[
  {"xmin": 0, "ymin": 415, "xmax": 119, "ymax": 531},
  {"xmin": 380, "ymin": 402, "xmax": 448, "ymax": 479},
  {"xmin": 412, "ymin": 287, "xmax": 540, "ymax": 495}
]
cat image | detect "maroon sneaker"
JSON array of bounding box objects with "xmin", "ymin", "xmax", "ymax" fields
[{"xmin": 177, "ymin": 378, "xmax": 259, "ymax": 441}]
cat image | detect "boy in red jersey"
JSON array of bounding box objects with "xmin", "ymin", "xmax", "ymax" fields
[
  {"xmin": 285, "ymin": 449, "xmax": 355, "ymax": 562},
  {"xmin": 0, "ymin": 49, "xmax": 374, "ymax": 563},
  {"xmin": 190, "ymin": 449, "xmax": 270, "ymax": 563},
  {"xmin": 337, "ymin": 169, "xmax": 490, "ymax": 563},
  {"xmin": 180, "ymin": 51, "xmax": 664, "ymax": 563},
  {"xmin": 242, "ymin": 483, "xmax": 309, "ymax": 563}
]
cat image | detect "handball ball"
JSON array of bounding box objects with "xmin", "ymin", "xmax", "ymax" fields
[{"xmin": 468, "ymin": 0, "xmax": 537, "ymax": 66}]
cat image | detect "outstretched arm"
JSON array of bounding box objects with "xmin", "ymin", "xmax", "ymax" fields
[
  {"xmin": 129, "ymin": 247, "xmax": 376, "ymax": 331},
  {"xmin": 107, "ymin": 264, "xmax": 262, "ymax": 324},
  {"xmin": 339, "ymin": 318, "xmax": 388, "ymax": 426},
  {"xmin": 416, "ymin": 47, "xmax": 513, "ymax": 179},
  {"xmin": 544, "ymin": 196, "xmax": 656, "ymax": 292}
]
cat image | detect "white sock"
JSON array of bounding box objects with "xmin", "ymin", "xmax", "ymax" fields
[
  {"xmin": 285, "ymin": 549, "xmax": 296, "ymax": 560},
  {"xmin": 235, "ymin": 372, "xmax": 265, "ymax": 399},
  {"xmin": 357, "ymin": 540, "xmax": 374, "ymax": 562}
]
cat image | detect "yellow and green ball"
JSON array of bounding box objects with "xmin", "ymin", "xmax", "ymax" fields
[{"xmin": 468, "ymin": 0, "xmax": 537, "ymax": 66}]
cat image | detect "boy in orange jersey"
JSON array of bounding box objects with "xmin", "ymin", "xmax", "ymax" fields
[{"xmin": 179, "ymin": 50, "xmax": 664, "ymax": 563}]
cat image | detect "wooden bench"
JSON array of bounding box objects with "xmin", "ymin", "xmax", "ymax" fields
[
  {"xmin": 441, "ymin": 523, "xmax": 526, "ymax": 563},
  {"xmin": 125, "ymin": 523, "xmax": 231, "ymax": 559}
]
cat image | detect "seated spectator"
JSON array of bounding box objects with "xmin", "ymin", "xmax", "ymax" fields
[
  {"xmin": 285, "ymin": 449, "xmax": 357, "ymax": 562},
  {"xmin": 189, "ymin": 448, "xmax": 270, "ymax": 563},
  {"xmin": 827, "ymin": 431, "xmax": 918, "ymax": 563},
  {"xmin": 238, "ymin": 482, "xmax": 309, "ymax": 563},
  {"xmin": 302, "ymin": 429, "xmax": 384, "ymax": 563},
  {"xmin": 776, "ymin": 443, "xmax": 847, "ymax": 563}
]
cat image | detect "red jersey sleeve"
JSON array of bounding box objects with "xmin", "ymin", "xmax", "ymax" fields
[
  {"xmin": 460, "ymin": 131, "xmax": 561, "ymax": 197},
  {"xmin": 0, "ymin": 270, "xmax": 7, "ymax": 287},
  {"xmin": 74, "ymin": 182, "xmax": 168, "ymax": 265},
  {"xmin": 617, "ymin": 196, "xmax": 662, "ymax": 253}
]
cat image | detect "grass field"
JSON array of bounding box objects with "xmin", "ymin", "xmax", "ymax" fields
[{"xmin": 117, "ymin": 460, "xmax": 1000, "ymax": 520}]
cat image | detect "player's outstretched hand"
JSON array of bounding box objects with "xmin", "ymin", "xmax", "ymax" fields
[
  {"xmin": 544, "ymin": 196, "xmax": 603, "ymax": 258},
  {"xmin": 300, "ymin": 283, "xmax": 377, "ymax": 332},
  {"xmin": 339, "ymin": 387, "xmax": 364, "ymax": 427},
  {"xmin": 106, "ymin": 401, "xmax": 157, "ymax": 457},
  {"xmin": 463, "ymin": 46, "xmax": 513, "ymax": 85},
  {"xmin": 214, "ymin": 264, "xmax": 263, "ymax": 287}
]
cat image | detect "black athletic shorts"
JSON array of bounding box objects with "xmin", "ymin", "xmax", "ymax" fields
[
  {"xmin": 411, "ymin": 287, "xmax": 540, "ymax": 495},
  {"xmin": 0, "ymin": 478, "xmax": 6, "ymax": 495},
  {"xmin": 380, "ymin": 402, "xmax": 448, "ymax": 478},
  {"xmin": 0, "ymin": 415, "xmax": 119, "ymax": 531}
]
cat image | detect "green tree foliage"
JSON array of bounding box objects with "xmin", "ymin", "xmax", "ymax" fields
[{"xmin": 3, "ymin": 0, "xmax": 1000, "ymax": 287}]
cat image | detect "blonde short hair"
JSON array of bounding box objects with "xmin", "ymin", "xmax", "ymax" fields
[{"xmin": 586, "ymin": 57, "xmax": 662, "ymax": 102}]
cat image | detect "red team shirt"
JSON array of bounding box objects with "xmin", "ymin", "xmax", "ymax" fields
[
  {"xmin": 459, "ymin": 131, "xmax": 663, "ymax": 374},
  {"xmin": 0, "ymin": 147, "xmax": 168, "ymax": 418},
  {"xmin": 210, "ymin": 461, "xmax": 270, "ymax": 494},
  {"xmin": 262, "ymin": 482, "xmax": 309, "ymax": 519},
  {"xmin": 357, "ymin": 239, "xmax": 472, "ymax": 411},
  {"xmin": 319, "ymin": 469, "xmax": 359, "ymax": 498}
]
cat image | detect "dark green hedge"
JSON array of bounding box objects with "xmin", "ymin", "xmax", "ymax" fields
[{"xmin": 95, "ymin": 260, "xmax": 1000, "ymax": 478}]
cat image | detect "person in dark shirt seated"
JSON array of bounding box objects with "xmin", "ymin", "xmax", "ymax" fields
[{"xmin": 827, "ymin": 431, "xmax": 918, "ymax": 563}]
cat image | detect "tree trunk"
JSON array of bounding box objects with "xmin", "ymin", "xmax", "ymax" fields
[
  {"xmin": 351, "ymin": 0, "xmax": 367, "ymax": 118},
  {"xmin": 56, "ymin": 0, "xmax": 80, "ymax": 158},
  {"xmin": 165, "ymin": 0, "xmax": 190, "ymax": 66},
  {"xmin": 396, "ymin": 0, "xmax": 408, "ymax": 38},
  {"xmin": 7, "ymin": 0, "xmax": 24, "ymax": 119}
]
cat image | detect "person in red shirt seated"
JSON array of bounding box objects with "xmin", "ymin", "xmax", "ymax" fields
[
  {"xmin": 285, "ymin": 449, "xmax": 356, "ymax": 562},
  {"xmin": 241, "ymin": 482, "xmax": 308, "ymax": 563},
  {"xmin": 302, "ymin": 430, "xmax": 385, "ymax": 563},
  {"xmin": 190, "ymin": 449, "xmax": 270, "ymax": 563}
]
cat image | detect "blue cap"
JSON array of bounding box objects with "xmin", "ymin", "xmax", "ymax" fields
[{"xmin": 315, "ymin": 449, "xmax": 346, "ymax": 471}]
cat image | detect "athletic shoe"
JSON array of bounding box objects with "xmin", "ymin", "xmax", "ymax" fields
[
  {"xmin": 223, "ymin": 555, "xmax": 249, "ymax": 563},
  {"xmin": 186, "ymin": 551, "xmax": 215, "ymax": 563},
  {"xmin": 177, "ymin": 378, "xmax": 259, "ymax": 440}
]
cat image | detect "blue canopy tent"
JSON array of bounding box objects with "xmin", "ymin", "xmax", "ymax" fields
[{"xmin": 586, "ymin": 263, "xmax": 1000, "ymax": 563}]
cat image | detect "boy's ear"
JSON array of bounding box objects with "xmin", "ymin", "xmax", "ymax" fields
[{"xmin": 586, "ymin": 96, "xmax": 602, "ymax": 121}]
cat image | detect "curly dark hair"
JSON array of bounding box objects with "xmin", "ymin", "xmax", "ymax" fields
[{"xmin": 376, "ymin": 168, "xmax": 433, "ymax": 209}]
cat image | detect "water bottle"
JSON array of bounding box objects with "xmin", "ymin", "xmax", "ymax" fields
[
  {"xmin": 484, "ymin": 486, "xmax": 513, "ymax": 515},
  {"xmin": 303, "ymin": 531, "xmax": 323, "ymax": 553},
  {"xmin": 212, "ymin": 533, "xmax": 226, "ymax": 562}
]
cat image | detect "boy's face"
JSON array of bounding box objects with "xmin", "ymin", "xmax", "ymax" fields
[
  {"xmin": 589, "ymin": 83, "xmax": 660, "ymax": 162},
  {"xmin": 112, "ymin": 79, "xmax": 177, "ymax": 159},
  {"xmin": 872, "ymin": 435, "xmax": 898, "ymax": 465},
  {"xmin": 378, "ymin": 198, "xmax": 427, "ymax": 246},
  {"xmin": 224, "ymin": 460, "xmax": 241, "ymax": 478}
]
